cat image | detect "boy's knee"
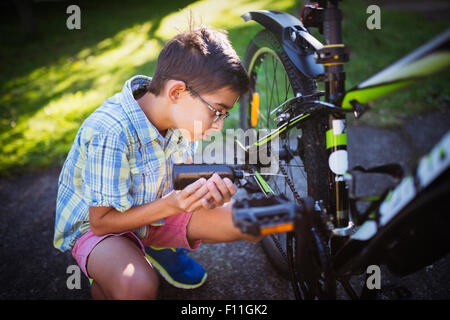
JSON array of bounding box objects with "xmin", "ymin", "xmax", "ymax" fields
[{"xmin": 113, "ymin": 268, "xmax": 159, "ymax": 300}]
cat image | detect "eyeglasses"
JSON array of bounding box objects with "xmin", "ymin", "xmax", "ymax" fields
[
  {"xmin": 184, "ymin": 84, "xmax": 230, "ymax": 123},
  {"xmin": 159, "ymin": 76, "xmax": 230, "ymax": 122}
]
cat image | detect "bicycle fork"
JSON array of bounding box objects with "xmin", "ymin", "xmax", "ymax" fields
[{"xmin": 316, "ymin": 0, "xmax": 351, "ymax": 229}]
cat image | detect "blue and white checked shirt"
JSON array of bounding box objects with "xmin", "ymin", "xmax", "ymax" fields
[{"xmin": 54, "ymin": 75, "xmax": 197, "ymax": 252}]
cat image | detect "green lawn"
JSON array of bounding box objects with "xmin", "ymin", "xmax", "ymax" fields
[
  {"xmin": 0, "ymin": 0, "xmax": 448, "ymax": 176},
  {"xmin": 335, "ymin": 0, "xmax": 450, "ymax": 127}
]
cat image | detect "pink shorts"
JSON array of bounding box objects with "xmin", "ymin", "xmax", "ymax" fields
[{"xmin": 72, "ymin": 211, "xmax": 201, "ymax": 278}]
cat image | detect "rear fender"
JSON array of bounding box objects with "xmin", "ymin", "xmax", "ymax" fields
[{"xmin": 242, "ymin": 10, "xmax": 324, "ymax": 79}]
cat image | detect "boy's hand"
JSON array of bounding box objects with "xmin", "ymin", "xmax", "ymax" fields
[
  {"xmin": 166, "ymin": 178, "xmax": 210, "ymax": 213},
  {"xmin": 202, "ymin": 173, "xmax": 237, "ymax": 209},
  {"xmin": 165, "ymin": 173, "xmax": 237, "ymax": 213}
]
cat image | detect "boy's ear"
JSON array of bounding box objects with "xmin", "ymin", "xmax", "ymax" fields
[{"xmin": 166, "ymin": 80, "xmax": 186, "ymax": 103}]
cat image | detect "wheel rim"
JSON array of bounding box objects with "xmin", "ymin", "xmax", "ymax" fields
[
  {"xmin": 246, "ymin": 46, "xmax": 307, "ymax": 190},
  {"xmin": 246, "ymin": 45, "xmax": 308, "ymax": 276},
  {"xmin": 245, "ymin": 42, "xmax": 335, "ymax": 300},
  {"xmin": 247, "ymin": 46, "xmax": 293, "ymax": 131}
]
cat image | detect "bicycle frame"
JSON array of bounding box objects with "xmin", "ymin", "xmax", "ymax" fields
[
  {"xmin": 242, "ymin": 1, "xmax": 450, "ymax": 233},
  {"xmin": 242, "ymin": 3, "xmax": 350, "ymax": 231},
  {"xmin": 238, "ymin": 1, "xmax": 450, "ymax": 296}
]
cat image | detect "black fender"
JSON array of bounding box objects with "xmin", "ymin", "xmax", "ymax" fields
[{"xmin": 242, "ymin": 10, "xmax": 324, "ymax": 79}]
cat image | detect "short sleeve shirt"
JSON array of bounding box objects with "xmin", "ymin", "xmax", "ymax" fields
[{"xmin": 54, "ymin": 75, "xmax": 197, "ymax": 252}]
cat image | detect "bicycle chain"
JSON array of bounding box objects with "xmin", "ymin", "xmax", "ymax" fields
[
  {"xmin": 268, "ymin": 162, "xmax": 304, "ymax": 263},
  {"xmin": 278, "ymin": 162, "xmax": 306, "ymax": 297},
  {"xmin": 266, "ymin": 161, "xmax": 303, "ymax": 263},
  {"xmin": 262, "ymin": 162, "xmax": 301, "ymax": 263},
  {"xmin": 270, "ymin": 233, "xmax": 288, "ymax": 262},
  {"xmin": 278, "ymin": 160, "xmax": 334, "ymax": 299},
  {"xmin": 279, "ymin": 162, "xmax": 303, "ymax": 204},
  {"xmin": 278, "ymin": 159, "xmax": 331, "ymax": 252}
]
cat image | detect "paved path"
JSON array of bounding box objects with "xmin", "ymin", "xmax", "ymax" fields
[{"xmin": 0, "ymin": 108, "xmax": 449, "ymax": 300}]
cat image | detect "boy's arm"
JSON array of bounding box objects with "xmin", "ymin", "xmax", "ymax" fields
[
  {"xmin": 89, "ymin": 198, "xmax": 171, "ymax": 236},
  {"xmin": 84, "ymin": 133, "xmax": 235, "ymax": 236},
  {"xmin": 89, "ymin": 177, "xmax": 211, "ymax": 236}
]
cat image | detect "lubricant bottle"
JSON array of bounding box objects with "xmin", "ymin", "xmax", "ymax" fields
[{"xmin": 173, "ymin": 164, "xmax": 245, "ymax": 190}]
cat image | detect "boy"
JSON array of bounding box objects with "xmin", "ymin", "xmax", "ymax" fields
[{"xmin": 54, "ymin": 24, "xmax": 260, "ymax": 300}]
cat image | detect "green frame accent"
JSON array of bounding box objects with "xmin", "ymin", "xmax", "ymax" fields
[
  {"xmin": 326, "ymin": 129, "xmax": 347, "ymax": 149},
  {"xmin": 341, "ymin": 49, "xmax": 450, "ymax": 109},
  {"xmin": 254, "ymin": 171, "xmax": 275, "ymax": 194},
  {"xmin": 253, "ymin": 113, "xmax": 310, "ymax": 147},
  {"xmin": 341, "ymin": 80, "xmax": 412, "ymax": 109}
]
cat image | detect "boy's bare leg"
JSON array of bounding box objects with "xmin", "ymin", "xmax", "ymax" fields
[
  {"xmin": 186, "ymin": 202, "xmax": 262, "ymax": 244},
  {"xmin": 86, "ymin": 235, "xmax": 159, "ymax": 300},
  {"xmin": 90, "ymin": 280, "xmax": 107, "ymax": 300}
]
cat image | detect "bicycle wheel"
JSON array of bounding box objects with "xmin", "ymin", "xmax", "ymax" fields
[{"xmin": 239, "ymin": 30, "xmax": 332, "ymax": 298}]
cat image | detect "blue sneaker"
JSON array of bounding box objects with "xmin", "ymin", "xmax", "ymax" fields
[{"xmin": 145, "ymin": 247, "xmax": 207, "ymax": 289}]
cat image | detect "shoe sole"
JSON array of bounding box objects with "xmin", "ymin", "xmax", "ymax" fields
[{"xmin": 145, "ymin": 254, "xmax": 207, "ymax": 289}]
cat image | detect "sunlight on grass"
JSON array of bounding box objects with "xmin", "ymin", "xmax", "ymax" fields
[
  {"xmin": 0, "ymin": 0, "xmax": 297, "ymax": 175},
  {"xmin": 0, "ymin": 22, "xmax": 161, "ymax": 174},
  {"xmin": 156, "ymin": 0, "xmax": 294, "ymax": 38}
]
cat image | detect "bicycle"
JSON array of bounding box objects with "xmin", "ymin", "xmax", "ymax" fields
[{"xmin": 173, "ymin": 0, "xmax": 450, "ymax": 299}]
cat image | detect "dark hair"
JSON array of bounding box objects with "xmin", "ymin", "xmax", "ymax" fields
[{"xmin": 148, "ymin": 25, "xmax": 249, "ymax": 97}]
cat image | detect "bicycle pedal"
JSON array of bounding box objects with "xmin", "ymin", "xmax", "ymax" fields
[{"xmin": 232, "ymin": 194, "xmax": 305, "ymax": 236}]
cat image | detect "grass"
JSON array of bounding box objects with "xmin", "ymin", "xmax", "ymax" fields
[
  {"xmin": 0, "ymin": 0, "xmax": 448, "ymax": 176},
  {"xmin": 332, "ymin": 0, "xmax": 450, "ymax": 127}
]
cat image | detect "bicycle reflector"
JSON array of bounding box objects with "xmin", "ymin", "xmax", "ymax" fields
[
  {"xmin": 251, "ymin": 92, "xmax": 260, "ymax": 127},
  {"xmin": 300, "ymin": 3, "xmax": 323, "ymax": 32}
]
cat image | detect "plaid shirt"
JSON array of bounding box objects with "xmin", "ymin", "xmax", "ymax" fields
[{"xmin": 54, "ymin": 75, "xmax": 197, "ymax": 252}]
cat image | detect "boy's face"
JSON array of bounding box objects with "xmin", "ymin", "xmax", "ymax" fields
[{"xmin": 170, "ymin": 83, "xmax": 239, "ymax": 142}]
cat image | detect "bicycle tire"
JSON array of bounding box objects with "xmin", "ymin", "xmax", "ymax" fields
[{"xmin": 239, "ymin": 30, "xmax": 329, "ymax": 284}]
